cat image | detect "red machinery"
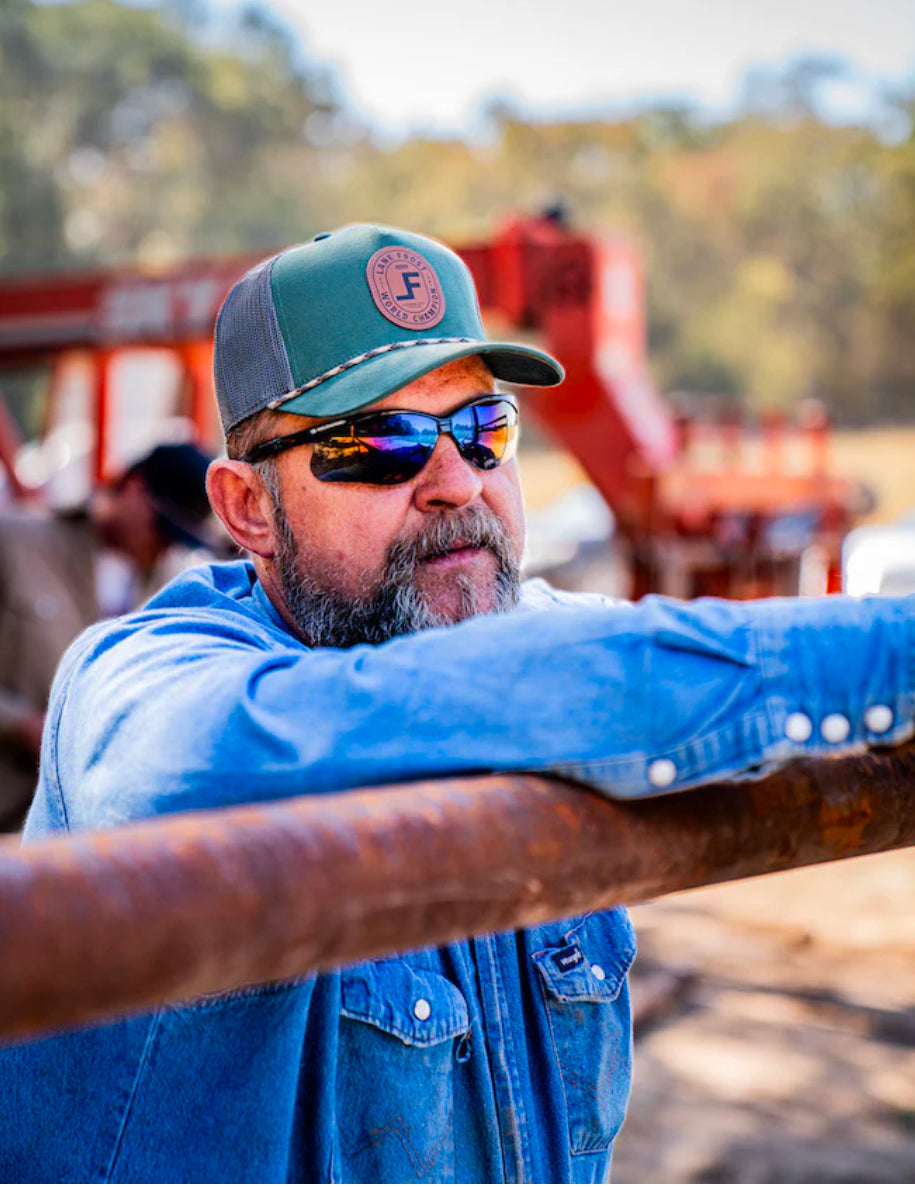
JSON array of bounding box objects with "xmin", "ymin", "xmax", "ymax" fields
[{"xmin": 0, "ymin": 217, "xmax": 866, "ymax": 597}]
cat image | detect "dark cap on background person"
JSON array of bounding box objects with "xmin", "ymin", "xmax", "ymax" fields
[
  {"xmin": 213, "ymin": 223, "xmax": 565, "ymax": 435},
  {"xmin": 124, "ymin": 443, "xmax": 213, "ymax": 550}
]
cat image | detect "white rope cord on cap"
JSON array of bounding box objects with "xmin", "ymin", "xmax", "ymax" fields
[{"xmin": 268, "ymin": 337, "xmax": 481, "ymax": 409}]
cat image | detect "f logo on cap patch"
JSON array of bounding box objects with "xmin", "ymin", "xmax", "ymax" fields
[{"xmin": 366, "ymin": 247, "xmax": 446, "ymax": 330}]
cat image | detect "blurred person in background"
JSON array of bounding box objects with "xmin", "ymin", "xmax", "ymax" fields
[{"xmin": 0, "ymin": 442, "xmax": 214, "ymax": 831}]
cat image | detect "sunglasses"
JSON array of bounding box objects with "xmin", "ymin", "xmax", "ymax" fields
[{"xmin": 242, "ymin": 395, "xmax": 520, "ymax": 485}]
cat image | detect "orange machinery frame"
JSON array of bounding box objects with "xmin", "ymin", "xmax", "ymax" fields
[{"xmin": 0, "ymin": 217, "xmax": 865, "ymax": 597}]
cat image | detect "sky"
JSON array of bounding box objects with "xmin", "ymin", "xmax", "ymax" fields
[
  {"xmin": 39, "ymin": 0, "xmax": 915, "ymax": 136},
  {"xmin": 253, "ymin": 0, "xmax": 915, "ymax": 137}
]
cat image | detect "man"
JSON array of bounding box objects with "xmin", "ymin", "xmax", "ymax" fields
[
  {"xmin": 1, "ymin": 225, "xmax": 912, "ymax": 1183},
  {"xmin": 0, "ymin": 441, "xmax": 214, "ymax": 831}
]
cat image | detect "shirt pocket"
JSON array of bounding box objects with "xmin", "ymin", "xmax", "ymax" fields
[
  {"xmin": 532, "ymin": 908, "xmax": 636, "ymax": 1156},
  {"xmin": 336, "ymin": 960, "xmax": 471, "ymax": 1184}
]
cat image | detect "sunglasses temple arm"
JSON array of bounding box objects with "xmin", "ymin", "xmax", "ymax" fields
[{"xmin": 245, "ymin": 422, "xmax": 342, "ymax": 464}]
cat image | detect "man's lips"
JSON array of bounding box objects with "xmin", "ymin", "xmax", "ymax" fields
[{"xmin": 419, "ymin": 544, "xmax": 488, "ymax": 568}]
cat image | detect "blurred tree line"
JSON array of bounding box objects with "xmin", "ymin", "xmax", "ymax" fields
[{"xmin": 1, "ymin": 0, "xmax": 913, "ymax": 421}]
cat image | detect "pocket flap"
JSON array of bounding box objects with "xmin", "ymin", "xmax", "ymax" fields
[
  {"xmin": 533, "ymin": 909, "xmax": 637, "ymax": 1003},
  {"xmin": 341, "ymin": 962, "xmax": 470, "ymax": 1047}
]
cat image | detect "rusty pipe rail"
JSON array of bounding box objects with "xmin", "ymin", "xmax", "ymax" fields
[{"xmin": 2, "ymin": 741, "xmax": 915, "ymax": 1043}]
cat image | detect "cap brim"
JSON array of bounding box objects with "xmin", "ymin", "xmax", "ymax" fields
[{"xmin": 277, "ymin": 339, "xmax": 564, "ymax": 420}]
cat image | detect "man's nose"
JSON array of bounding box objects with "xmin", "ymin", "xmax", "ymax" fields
[{"xmin": 412, "ymin": 435, "xmax": 483, "ymax": 512}]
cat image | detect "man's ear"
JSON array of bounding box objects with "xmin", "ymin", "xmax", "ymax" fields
[{"xmin": 206, "ymin": 460, "xmax": 278, "ymax": 558}]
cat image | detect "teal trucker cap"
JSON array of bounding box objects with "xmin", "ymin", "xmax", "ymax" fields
[{"xmin": 213, "ymin": 224, "xmax": 564, "ymax": 434}]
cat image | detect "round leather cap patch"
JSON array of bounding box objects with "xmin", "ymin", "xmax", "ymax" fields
[{"xmin": 365, "ymin": 247, "xmax": 446, "ymax": 329}]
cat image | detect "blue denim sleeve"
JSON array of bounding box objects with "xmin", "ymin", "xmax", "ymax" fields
[{"xmin": 34, "ymin": 587, "xmax": 915, "ymax": 832}]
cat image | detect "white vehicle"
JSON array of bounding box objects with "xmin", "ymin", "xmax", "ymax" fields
[{"xmin": 843, "ymin": 518, "xmax": 915, "ymax": 596}]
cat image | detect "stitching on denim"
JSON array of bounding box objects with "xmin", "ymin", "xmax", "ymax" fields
[
  {"xmin": 339, "ymin": 1003, "xmax": 468, "ymax": 1046},
  {"xmin": 523, "ymin": 708, "xmax": 772, "ymax": 783},
  {"xmin": 534, "ymin": 920, "xmax": 635, "ymax": 1155},
  {"xmin": 173, "ymin": 977, "xmax": 310, "ymax": 1011},
  {"xmin": 537, "ymin": 975, "xmax": 611, "ymax": 1156},
  {"xmin": 557, "ymin": 1061, "xmax": 628, "ymax": 1154},
  {"xmin": 559, "ymin": 1060, "xmax": 610, "ymax": 1105},
  {"xmin": 475, "ymin": 936, "xmax": 519, "ymax": 1181},
  {"xmin": 341, "ymin": 1112, "xmax": 450, "ymax": 1177},
  {"xmin": 537, "ymin": 977, "xmax": 622, "ymax": 1157},
  {"xmin": 535, "ymin": 960, "xmax": 627, "ymax": 1004},
  {"xmin": 46, "ymin": 684, "xmax": 71, "ymax": 832},
  {"xmin": 44, "ymin": 628, "xmax": 105, "ymax": 833},
  {"xmin": 104, "ymin": 1011, "xmax": 163, "ymax": 1183},
  {"xmin": 563, "ymin": 908, "xmax": 635, "ymax": 954},
  {"xmin": 340, "ymin": 964, "xmax": 470, "ymax": 1045},
  {"xmin": 489, "ymin": 936, "xmax": 533, "ymax": 1170},
  {"xmin": 534, "ymin": 925, "xmax": 636, "ymax": 1004},
  {"xmin": 751, "ymin": 608, "xmax": 783, "ymax": 755}
]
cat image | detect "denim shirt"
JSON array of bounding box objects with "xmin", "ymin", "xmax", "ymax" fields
[{"xmin": 1, "ymin": 562, "xmax": 913, "ymax": 1183}]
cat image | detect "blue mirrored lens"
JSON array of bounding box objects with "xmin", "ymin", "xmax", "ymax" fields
[{"xmin": 310, "ymin": 399, "xmax": 517, "ymax": 484}]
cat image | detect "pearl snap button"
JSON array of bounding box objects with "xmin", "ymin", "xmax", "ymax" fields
[
  {"xmin": 413, "ymin": 998, "xmax": 431, "ymax": 1021},
  {"xmin": 864, "ymin": 704, "xmax": 894, "ymax": 734},
  {"xmin": 785, "ymin": 712, "xmax": 813, "ymax": 743},
  {"xmin": 591, "ymin": 964, "xmax": 606, "ymax": 981},
  {"xmin": 821, "ymin": 713, "xmax": 850, "ymax": 744},
  {"xmin": 647, "ymin": 758, "xmax": 676, "ymax": 788}
]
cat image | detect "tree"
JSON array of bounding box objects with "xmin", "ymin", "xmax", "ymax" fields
[{"xmin": 0, "ymin": 0, "xmax": 349, "ymax": 272}]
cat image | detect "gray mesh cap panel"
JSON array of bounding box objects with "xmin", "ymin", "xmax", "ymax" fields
[{"xmin": 214, "ymin": 255, "xmax": 294, "ymax": 433}]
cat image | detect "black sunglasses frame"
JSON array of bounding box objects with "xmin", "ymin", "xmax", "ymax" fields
[{"xmin": 242, "ymin": 395, "xmax": 519, "ymax": 480}]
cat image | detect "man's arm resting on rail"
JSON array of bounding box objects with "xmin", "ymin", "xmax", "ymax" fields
[{"xmin": 31, "ymin": 592, "xmax": 915, "ymax": 834}]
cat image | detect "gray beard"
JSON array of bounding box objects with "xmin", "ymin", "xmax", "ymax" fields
[{"xmin": 270, "ymin": 497, "xmax": 522, "ymax": 648}]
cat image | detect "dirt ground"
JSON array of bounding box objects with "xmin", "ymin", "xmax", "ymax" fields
[{"xmin": 613, "ymin": 849, "xmax": 915, "ymax": 1183}]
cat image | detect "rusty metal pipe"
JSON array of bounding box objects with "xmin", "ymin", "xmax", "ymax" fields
[{"xmin": 2, "ymin": 741, "xmax": 915, "ymax": 1043}]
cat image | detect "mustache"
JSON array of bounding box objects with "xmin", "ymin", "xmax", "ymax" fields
[{"xmin": 387, "ymin": 505, "xmax": 517, "ymax": 572}]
